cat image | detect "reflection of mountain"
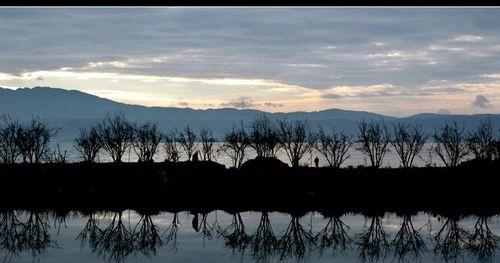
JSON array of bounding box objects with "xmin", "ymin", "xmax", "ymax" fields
[{"xmin": 1, "ymin": 86, "xmax": 499, "ymax": 140}]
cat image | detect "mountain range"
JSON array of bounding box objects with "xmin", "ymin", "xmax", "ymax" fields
[{"xmin": 1, "ymin": 86, "xmax": 499, "ymax": 141}]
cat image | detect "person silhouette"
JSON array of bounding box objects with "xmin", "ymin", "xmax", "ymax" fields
[
  {"xmin": 314, "ymin": 156, "xmax": 319, "ymax": 168},
  {"xmin": 192, "ymin": 151, "xmax": 199, "ymax": 162}
]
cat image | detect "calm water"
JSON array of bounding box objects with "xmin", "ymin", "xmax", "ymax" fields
[
  {"xmin": 1, "ymin": 210, "xmax": 498, "ymax": 262},
  {"xmin": 56, "ymin": 142, "xmax": 452, "ymax": 168}
]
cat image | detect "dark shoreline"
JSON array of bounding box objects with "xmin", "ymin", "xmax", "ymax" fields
[{"xmin": 0, "ymin": 160, "xmax": 499, "ymax": 216}]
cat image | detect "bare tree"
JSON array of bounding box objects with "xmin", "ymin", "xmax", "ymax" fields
[
  {"xmin": 250, "ymin": 212, "xmax": 278, "ymax": 262},
  {"xmin": 220, "ymin": 122, "xmax": 249, "ymax": 168},
  {"xmin": 316, "ymin": 216, "xmax": 352, "ymax": 255},
  {"xmin": 178, "ymin": 125, "xmax": 198, "ymax": 161},
  {"xmin": 48, "ymin": 144, "xmax": 67, "ymax": 163},
  {"xmin": 133, "ymin": 122, "xmax": 163, "ymax": 162},
  {"xmin": 16, "ymin": 116, "xmax": 58, "ymax": 163},
  {"xmin": 356, "ymin": 215, "xmax": 390, "ymax": 262},
  {"xmin": 278, "ymin": 216, "xmax": 315, "ymax": 261},
  {"xmin": 277, "ymin": 119, "xmax": 315, "ymax": 167},
  {"xmin": 163, "ymin": 130, "xmax": 181, "ymax": 162},
  {"xmin": 391, "ymin": 215, "xmax": 426, "ymax": 261},
  {"xmin": 132, "ymin": 214, "xmax": 162, "ymax": 256},
  {"xmin": 316, "ymin": 127, "xmax": 352, "ymax": 168},
  {"xmin": 249, "ymin": 115, "xmax": 280, "ymax": 158},
  {"xmin": 391, "ymin": 123, "xmax": 428, "ymax": 167},
  {"xmin": 433, "ymin": 121, "xmax": 469, "ymax": 167},
  {"xmin": 74, "ymin": 126, "xmax": 102, "ymax": 163},
  {"xmin": 466, "ymin": 216, "xmax": 499, "ymax": 262},
  {"xmin": 466, "ymin": 120, "xmax": 495, "ymax": 161},
  {"xmin": 0, "ymin": 115, "xmax": 22, "ymax": 164},
  {"xmin": 357, "ymin": 120, "xmax": 390, "ymax": 168},
  {"xmin": 97, "ymin": 113, "xmax": 135, "ymax": 163},
  {"xmin": 200, "ymin": 127, "xmax": 216, "ymax": 161},
  {"xmin": 433, "ymin": 217, "xmax": 469, "ymax": 261}
]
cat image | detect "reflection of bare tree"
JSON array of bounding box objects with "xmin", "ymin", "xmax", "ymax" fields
[
  {"xmin": 93, "ymin": 212, "xmax": 134, "ymax": 262},
  {"xmin": 163, "ymin": 212, "xmax": 180, "ymax": 252},
  {"xmin": 316, "ymin": 216, "xmax": 352, "ymax": 255},
  {"xmin": 433, "ymin": 217, "xmax": 468, "ymax": 262},
  {"xmin": 133, "ymin": 214, "xmax": 162, "ymax": 256},
  {"xmin": 77, "ymin": 213, "xmax": 101, "ymax": 249},
  {"xmin": 250, "ymin": 212, "xmax": 278, "ymax": 262},
  {"xmin": 391, "ymin": 215, "xmax": 426, "ymax": 261},
  {"xmin": 356, "ymin": 216, "xmax": 389, "ymax": 262},
  {"xmin": 221, "ymin": 213, "xmax": 250, "ymax": 254},
  {"xmin": 0, "ymin": 211, "xmax": 24, "ymax": 260},
  {"xmin": 17, "ymin": 211, "xmax": 56, "ymax": 257},
  {"xmin": 465, "ymin": 216, "xmax": 499, "ymax": 262},
  {"xmin": 277, "ymin": 216, "xmax": 315, "ymax": 261},
  {"xmin": 199, "ymin": 213, "xmax": 214, "ymax": 245}
]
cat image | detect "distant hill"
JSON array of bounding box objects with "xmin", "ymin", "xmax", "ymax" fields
[{"xmin": 1, "ymin": 86, "xmax": 499, "ymax": 141}]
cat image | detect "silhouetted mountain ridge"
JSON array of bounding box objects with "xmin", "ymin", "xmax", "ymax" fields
[{"xmin": 1, "ymin": 86, "xmax": 499, "ymax": 140}]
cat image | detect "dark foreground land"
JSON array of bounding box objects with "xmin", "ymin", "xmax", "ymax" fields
[{"xmin": 0, "ymin": 159, "xmax": 499, "ymax": 217}]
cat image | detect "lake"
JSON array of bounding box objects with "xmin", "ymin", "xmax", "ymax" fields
[{"xmin": 1, "ymin": 209, "xmax": 498, "ymax": 263}]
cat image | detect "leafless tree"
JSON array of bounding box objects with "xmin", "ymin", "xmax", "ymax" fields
[
  {"xmin": 433, "ymin": 122, "xmax": 469, "ymax": 167},
  {"xmin": 133, "ymin": 122, "xmax": 163, "ymax": 162},
  {"xmin": 163, "ymin": 212, "xmax": 180, "ymax": 252},
  {"xmin": 16, "ymin": 211, "xmax": 56, "ymax": 257},
  {"xmin": 97, "ymin": 113, "xmax": 135, "ymax": 163},
  {"xmin": 93, "ymin": 211, "xmax": 134, "ymax": 262},
  {"xmin": 316, "ymin": 216, "xmax": 352, "ymax": 255},
  {"xmin": 249, "ymin": 115, "xmax": 280, "ymax": 158},
  {"xmin": 0, "ymin": 115, "xmax": 22, "ymax": 164},
  {"xmin": 391, "ymin": 215, "xmax": 426, "ymax": 261},
  {"xmin": 220, "ymin": 122, "xmax": 249, "ymax": 168},
  {"xmin": 178, "ymin": 125, "xmax": 198, "ymax": 161},
  {"xmin": 277, "ymin": 119, "xmax": 315, "ymax": 167},
  {"xmin": 0, "ymin": 211, "xmax": 24, "ymax": 260},
  {"xmin": 466, "ymin": 120, "xmax": 496, "ymax": 161},
  {"xmin": 132, "ymin": 214, "xmax": 162, "ymax": 256},
  {"xmin": 316, "ymin": 127, "xmax": 352, "ymax": 168},
  {"xmin": 356, "ymin": 215, "xmax": 390, "ymax": 262},
  {"xmin": 392, "ymin": 123, "xmax": 428, "ymax": 167},
  {"xmin": 466, "ymin": 216, "xmax": 499, "ymax": 262},
  {"xmin": 47, "ymin": 144, "xmax": 67, "ymax": 163},
  {"xmin": 200, "ymin": 127, "xmax": 217, "ymax": 161},
  {"xmin": 357, "ymin": 120, "xmax": 390, "ymax": 168},
  {"xmin": 277, "ymin": 216, "xmax": 315, "ymax": 261},
  {"xmin": 250, "ymin": 212, "xmax": 278, "ymax": 262},
  {"xmin": 221, "ymin": 213, "xmax": 251, "ymax": 255},
  {"xmin": 16, "ymin": 117, "xmax": 59, "ymax": 163},
  {"xmin": 163, "ymin": 130, "xmax": 181, "ymax": 162},
  {"xmin": 74, "ymin": 126, "xmax": 102, "ymax": 163},
  {"xmin": 77, "ymin": 213, "xmax": 101, "ymax": 249},
  {"xmin": 433, "ymin": 217, "xmax": 469, "ymax": 262}
]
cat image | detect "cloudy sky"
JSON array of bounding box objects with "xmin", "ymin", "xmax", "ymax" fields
[{"xmin": 0, "ymin": 8, "xmax": 499, "ymax": 116}]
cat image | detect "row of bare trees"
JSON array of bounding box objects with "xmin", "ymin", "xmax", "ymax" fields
[{"xmin": 1, "ymin": 113, "xmax": 498, "ymax": 167}]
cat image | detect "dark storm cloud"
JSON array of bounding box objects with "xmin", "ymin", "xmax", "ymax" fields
[{"xmin": 2, "ymin": 8, "xmax": 500, "ymax": 90}]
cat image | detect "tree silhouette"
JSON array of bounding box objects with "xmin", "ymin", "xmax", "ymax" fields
[
  {"xmin": 200, "ymin": 128, "xmax": 217, "ymax": 161},
  {"xmin": 465, "ymin": 216, "xmax": 499, "ymax": 262},
  {"xmin": 433, "ymin": 217, "xmax": 469, "ymax": 261},
  {"xmin": 277, "ymin": 215, "xmax": 315, "ymax": 261},
  {"xmin": 133, "ymin": 122, "xmax": 163, "ymax": 162},
  {"xmin": 16, "ymin": 116, "xmax": 58, "ymax": 163},
  {"xmin": 97, "ymin": 113, "xmax": 135, "ymax": 163},
  {"xmin": 249, "ymin": 212, "xmax": 278, "ymax": 262},
  {"xmin": 357, "ymin": 120, "xmax": 390, "ymax": 168},
  {"xmin": 163, "ymin": 212, "xmax": 180, "ymax": 252},
  {"xmin": 220, "ymin": 122, "xmax": 249, "ymax": 168},
  {"xmin": 249, "ymin": 115, "xmax": 280, "ymax": 158},
  {"xmin": 315, "ymin": 127, "xmax": 352, "ymax": 168},
  {"xmin": 433, "ymin": 121, "xmax": 469, "ymax": 167},
  {"xmin": 315, "ymin": 216, "xmax": 352, "ymax": 255},
  {"xmin": 391, "ymin": 123, "xmax": 427, "ymax": 167},
  {"xmin": 77, "ymin": 213, "xmax": 102, "ymax": 249},
  {"xmin": 277, "ymin": 119, "xmax": 315, "ymax": 167},
  {"xmin": 466, "ymin": 120, "xmax": 496, "ymax": 161},
  {"xmin": 356, "ymin": 215, "xmax": 390, "ymax": 262},
  {"xmin": 74, "ymin": 126, "xmax": 102, "ymax": 163},
  {"xmin": 178, "ymin": 125, "xmax": 198, "ymax": 161},
  {"xmin": 163, "ymin": 130, "xmax": 181, "ymax": 162},
  {"xmin": 221, "ymin": 213, "xmax": 250, "ymax": 255},
  {"xmin": 391, "ymin": 215, "xmax": 426, "ymax": 261},
  {"xmin": 92, "ymin": 212, "xmax": 134, "ymax": 262},
  {"xmin": 0, "ymin": 115, "xmax": 22, "ymax": 164},
  {"xmin": 132, "ymin": 214, "xmax": 162, "ymax": 256}
]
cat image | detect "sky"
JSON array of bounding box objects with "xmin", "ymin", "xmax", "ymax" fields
[{"xmin": 0, "ymin": 8, "xmax": 499, "ymax": 117}]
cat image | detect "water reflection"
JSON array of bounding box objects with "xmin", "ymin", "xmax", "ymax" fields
[{"xmin": 1, "ymin": 210, "xmax": 500, "ymax": 262}]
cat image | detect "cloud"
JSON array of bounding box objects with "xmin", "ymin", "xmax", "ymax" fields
[
  {"xmin": 263, "ymin": 102, "xmax": 284, "ymax": 108},
  {"xmin": 220, "ymin": 97, "xmax": 258, "ymax": 109},
  {"xmin": 437, "ymin": 109, "xmax": 452, "ymax": 114},
  {"xmin": 452, "ymin": 35, "xmax": 483, "ymax": 42},
  {"xmin": 321, "ymin": 93, "xmax": 342, "ymax": 99},
  {"xmin": 471, "ymin": 95, "xmax": 493, "ymax": 109},
  {"xmin": 177, "ymin": 102, "xmax": 189, "ymax": 107}
]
